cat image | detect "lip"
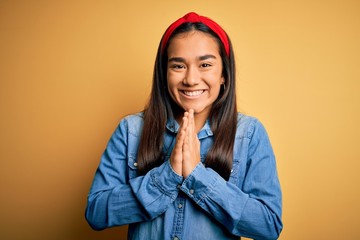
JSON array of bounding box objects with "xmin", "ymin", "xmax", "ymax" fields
[{"xmin": 180, "ymin": 89, "xmax": 206, "ymax": 98}]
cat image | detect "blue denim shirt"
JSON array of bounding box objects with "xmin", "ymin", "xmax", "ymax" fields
[{"xmin": 86, "ymin": 113, "xmax": 283, "ymax": 240}]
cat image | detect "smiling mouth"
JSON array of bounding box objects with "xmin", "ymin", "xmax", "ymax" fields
[{"xmin": 182, "ymin": 90, "xmax": 205, "ymax": 97}]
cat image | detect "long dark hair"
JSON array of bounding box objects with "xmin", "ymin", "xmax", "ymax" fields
[{"xmin": 137, "ymin": 22, "xmax": 237, "ymax": 180}]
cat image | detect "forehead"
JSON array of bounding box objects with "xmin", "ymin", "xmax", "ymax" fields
[{"xmin": 167, "ymin": 31, "xmax": 221, "ymax": 56}]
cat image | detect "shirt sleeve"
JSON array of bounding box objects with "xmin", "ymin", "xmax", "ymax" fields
[
  {"xmin": 85, "ymin": 117, "xmax": 183, "ymax": 230},
  {"xmin": 179, "ymin": 119, "xmax": 283, "ymax": 240}
]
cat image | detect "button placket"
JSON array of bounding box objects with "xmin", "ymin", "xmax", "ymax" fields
[{"xmin": 171, "ymin": 194, "xmax": 185, "ymax": 240}]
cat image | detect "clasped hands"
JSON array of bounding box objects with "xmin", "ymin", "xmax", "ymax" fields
[{"xmin": 170, "ymin": 109, "xmax": 201, "ymax": 178}]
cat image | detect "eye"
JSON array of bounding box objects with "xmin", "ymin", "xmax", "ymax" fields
[
  {"xmin": 200, "ymin": 63, "xmax": 212, "ymax": 68},
  {"xmin": 170, "ymin": 64, "xmax": 185, "ymax": 69}
]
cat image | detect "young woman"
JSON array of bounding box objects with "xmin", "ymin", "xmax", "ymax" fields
[{"xmin": 86, "ymin": 12, "xmax": 283, "ymax": 240}]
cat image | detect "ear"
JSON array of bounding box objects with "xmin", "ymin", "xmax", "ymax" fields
[{"xmin": 221, "ymin": 76, "xmax": 225, "ymax": 84}]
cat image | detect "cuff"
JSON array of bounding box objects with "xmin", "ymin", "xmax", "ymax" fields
[
  {"xmin": 150, "ymin": 161, "xmax": 184, "ymax": 200},
  {"xmin": 180, "ymin": 163, "xmax": 219, "ymax": 204}
]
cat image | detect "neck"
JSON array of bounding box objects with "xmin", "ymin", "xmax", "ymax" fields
[{"xmin": 193, "ymin": 111, "xmax": 208, "ymax": 133}]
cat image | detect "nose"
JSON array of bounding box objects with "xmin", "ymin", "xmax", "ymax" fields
[{"xmin": 182, "ymin": 66, "xmax": 200, "ymax": 86}]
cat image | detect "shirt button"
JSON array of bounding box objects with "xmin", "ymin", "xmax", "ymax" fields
[
  {"xmin": 133, "ymin": 162, "xmax": 138, "ymax": 167},
  {"xmin": 177, "ymin": 184, "xmax": 181, "ymax": 189},
  {"xmin": 189, "ymin": 189, "xmax": 194, "ymax": 195},
  {"xmin": 178, "ymin": 204, "xmax": 183, "ymax": 209},
  {"xmin": 173, "ymin": 237, "xmax": 179, "ymax": 240}
]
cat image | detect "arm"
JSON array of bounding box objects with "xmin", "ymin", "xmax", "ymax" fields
[
  {"xmin": 85, "ymin": 117, "xmax": 183, "ymax": 230},
  {"xmin": 179, "ymin": 119, "xmax": 283, "ymax": 239}
]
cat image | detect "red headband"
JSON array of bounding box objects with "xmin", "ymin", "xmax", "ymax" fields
[{"xmin": 161, "ymin": 12, "xmax": 230, "ymax": 57}]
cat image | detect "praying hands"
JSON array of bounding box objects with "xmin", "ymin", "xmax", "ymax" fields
[{"xmin": 170, "ymin": 109, "xmax": 201, "ymax": 178}]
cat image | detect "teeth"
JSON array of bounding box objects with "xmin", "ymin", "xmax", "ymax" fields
[{"xmin": 183, "ymin": 90, "xmax": 204, "ymax": 96}]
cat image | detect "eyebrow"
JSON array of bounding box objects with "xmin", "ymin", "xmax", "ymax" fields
[
  {"xmin": 168, "ymin": 54, "xmax": 217, "ymax": 63},
  {"xmin": 199, "ymin": 54, "xmax": 217, "ymax": 61},
  {"xmin": 168, "ymin": 57, "xmax": 185, "ymax": 63}
]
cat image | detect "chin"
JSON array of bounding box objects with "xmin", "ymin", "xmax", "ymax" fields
[{"xmin": 187, "ymin": 106, "xmax": 209, "ymax": 115}]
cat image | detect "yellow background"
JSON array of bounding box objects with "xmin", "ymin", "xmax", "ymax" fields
[{"xmin": 1, "ymin": 0, "xmax": 359, "ymax": 239}]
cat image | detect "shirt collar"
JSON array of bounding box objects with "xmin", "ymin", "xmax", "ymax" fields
[{"xmin": 165, "ymin": 118, "xmax": 179, "ymax": 133}]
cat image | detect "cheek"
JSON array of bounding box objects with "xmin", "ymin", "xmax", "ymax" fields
[
  {"xmin": 166, "ymin": 78, "xmax": 179, "ymax": 100},
  {"xmin": 167, "ymin": 72, "xmax": 183, "ymax": 89},
  {"xmin": 166, "ymin": 78, "xmax": 175, "ymax": 92}
]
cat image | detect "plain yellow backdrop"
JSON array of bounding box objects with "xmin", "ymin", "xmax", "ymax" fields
[{"xmin": 1, "ymin": 0, "xmax": 359, "ymax": 239}]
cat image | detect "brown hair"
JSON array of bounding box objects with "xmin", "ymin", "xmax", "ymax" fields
[{"xmin": 137, "ymin": 22, "xmax": 237, "ymax": 180}]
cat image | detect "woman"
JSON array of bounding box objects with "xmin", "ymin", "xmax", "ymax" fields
[{"xmin": 86, "ymin": 12, "xmax": 283, "ymax": 240}]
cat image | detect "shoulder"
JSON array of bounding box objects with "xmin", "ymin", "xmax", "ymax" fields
[
  {"xmin": 118, "ymin": 112, "xmax": 144, "ymax": 137},
  {"xmin": 236, "ymin": 113, "xmax": 267, "ymax": 139}
]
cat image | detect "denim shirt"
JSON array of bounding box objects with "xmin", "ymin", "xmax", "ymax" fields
[{"xmin": 86, "ymin": 113, "xmax": 283, "ymax": 240}]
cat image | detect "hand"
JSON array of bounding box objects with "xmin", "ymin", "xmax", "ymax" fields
[
  {"xmin": 170, "ymin": 112, "xmax": 188, "ymax": 176},
  {"xmin": 182, "ymin": 109, "xmax": 201, "ymax": 178}
]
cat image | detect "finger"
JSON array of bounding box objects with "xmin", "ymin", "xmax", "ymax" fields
[
  {"xmin": 175, "ymin": 114, "xmax": 188, "ymax": 149},
  {"xmin": 187, "ymin": 109, "xmax": 196, "ymax": 145},
  {"xmin": 184, "ymin": 116, "xmax": 191, "ymax": 147},
  {"xmin": 175, "ymin": 128, "xmax": 185, "ymax": 151},
  {"xmin": 189, "ymin": 109, "xmax": 195, "ymax": 134},
  {"xmin": 185, "ymin": 109, "xmax": 200, "ymax": 157},
  {"xmin": 170, "ymin": 114, "xmax": 188, "ymax": 176},
  {"xmin": 181, "ymin": 113, "xmax": 189, "ymax": 134}
]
